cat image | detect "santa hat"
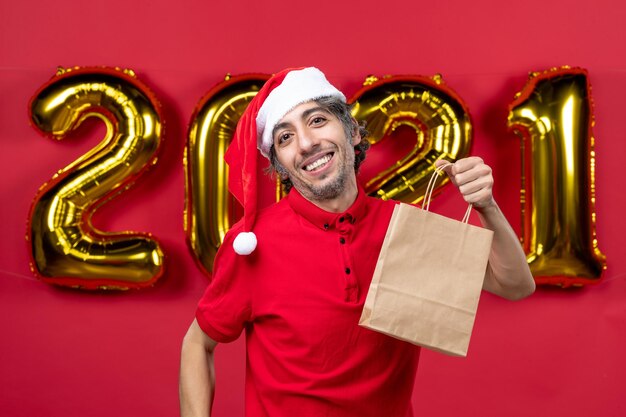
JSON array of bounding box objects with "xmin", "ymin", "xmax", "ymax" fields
[{"xmin": 225, "ymin": 67, "xmax": 346, "ymax": 255}]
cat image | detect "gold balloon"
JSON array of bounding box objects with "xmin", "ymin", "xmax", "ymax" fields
[
  {"xmin": 27, "ymin": 66, "xmax": 165, "ymax": 290},
  {"xmin": 350, "ymin": 74, "xmax": 472, "ymax": 203},
  {"xmin": 185, "ymin": 74, "xmax": 270, "ymax": 274},
  {"xmin": 508, "ymin": 67, "xmax": 606, "ymax": 286}
]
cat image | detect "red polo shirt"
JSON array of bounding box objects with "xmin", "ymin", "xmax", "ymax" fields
[{"xmin": 196, "ymin": 187, "xmax": 421, "ymax": 417}]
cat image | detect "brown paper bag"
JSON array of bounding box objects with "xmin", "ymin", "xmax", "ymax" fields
[{"xmin": 359, "ymin": 166, "xmax": 494, "ymax": 357}]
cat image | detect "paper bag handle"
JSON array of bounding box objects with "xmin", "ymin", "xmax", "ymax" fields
[{"xmin": 423, "ymin": 163, "xmax": 473, "ymax": 224}]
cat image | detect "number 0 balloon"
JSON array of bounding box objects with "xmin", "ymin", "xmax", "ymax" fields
[
  {"xmin": 27, "ymin": 67, "xmax": 165, "ymax": 290},
  {"xmin": 185, "ymin": 74, "xmax": 271, "ymax": 275}
]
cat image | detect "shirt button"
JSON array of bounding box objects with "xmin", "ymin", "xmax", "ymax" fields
[
  {"xmin": 339, "ymin": 217, "xmax": 344, "ymax": 223},
  {"xmin": 339, "ymin": 237, "xmax": 345, "ymax": 244},
  {"xmin": 345, "ymin": 268, "xmax": 351, "ymax": 274},
  {"xmin": 323, "ymin": 223, "xmax": 329, "ymax": 230}
]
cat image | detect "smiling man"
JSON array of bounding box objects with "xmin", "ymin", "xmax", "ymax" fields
[{"xmin": 179, "ymin": 67, "xmax": 535, "ymax": 417}]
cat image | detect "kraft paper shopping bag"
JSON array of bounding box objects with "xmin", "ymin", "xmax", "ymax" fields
[{"xmin": 359, "ymin": 165, "xmax": 493, "ymax": 356}]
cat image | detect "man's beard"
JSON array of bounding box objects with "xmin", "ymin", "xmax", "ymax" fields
[{"xmin": 296, "ymin": 162, "xmax": 349, "ymax": 201}]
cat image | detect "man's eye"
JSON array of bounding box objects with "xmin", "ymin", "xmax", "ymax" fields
[
  {"xmin": 278, "ymin": 133, "xmax": 291, "ymax": 144},
  {"xmin": 311, "ymin": 116, "xmax": 326, "ymax": 125}
]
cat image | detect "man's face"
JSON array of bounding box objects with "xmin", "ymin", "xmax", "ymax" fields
[{"xmin": 272, "ymin": 101, "xmax": 361, "ymax": 202}]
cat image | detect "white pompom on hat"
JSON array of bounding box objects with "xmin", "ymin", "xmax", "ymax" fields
[{"xmin": 224, "ymin": 67, "xmax": 346, "ymax": 255}]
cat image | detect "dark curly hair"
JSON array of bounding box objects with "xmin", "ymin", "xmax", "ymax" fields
[{"xmin": 267, "ymin": 96, "xmax": 370, "ymax": 193}]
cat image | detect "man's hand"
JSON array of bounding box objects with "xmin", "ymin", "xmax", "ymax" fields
[{"xmin": 434, "ymin": 157, "xmax": 495, "ymax": 210}]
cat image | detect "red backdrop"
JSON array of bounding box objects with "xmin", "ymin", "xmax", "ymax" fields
[{"xmin": 1, "ymin": 1, "xmax": 625, "ymax": 416}]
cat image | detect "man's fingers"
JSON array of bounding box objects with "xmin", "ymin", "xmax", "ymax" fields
[
  {"xmin": 434, "ymin": 159, "xmax": 453, "ymax": 172},
  {"xmin": 435, "ymin": 157, "xmax": 495, "ymax": 208},
  {"xmin": 458, "ymin": 175, "xmax": 493, "ymax": 196},
  {"xmin": 450, "ymin": 156, "xmax": 484, "ymax": 176},
  {"xmin": 454, "ymin": 164, "xmax": 492, "ymax": 187}
]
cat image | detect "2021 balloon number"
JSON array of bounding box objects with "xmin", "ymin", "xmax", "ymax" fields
[{"xmin": 27, "ymin": 66, "xmax": 606, "ymax": 289}]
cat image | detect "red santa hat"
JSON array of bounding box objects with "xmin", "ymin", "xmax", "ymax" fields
[{"xmin": 225, "ymin": 67, "xmax": 346, "ymax": 255}]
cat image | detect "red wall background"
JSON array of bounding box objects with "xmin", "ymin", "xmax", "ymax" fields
[{"xmin": 1, "ymin": 1, "xmax": 625, "ymax": 416}]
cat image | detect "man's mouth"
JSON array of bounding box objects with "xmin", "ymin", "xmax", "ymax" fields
[{"xmin": 303, "ymin": 153, "xmax": 334, "ymax": 172}]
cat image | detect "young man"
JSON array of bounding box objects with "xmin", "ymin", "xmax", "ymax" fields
[{"xmin": 180, "ymin": 67, "xmax": 535, "ymax": 417}]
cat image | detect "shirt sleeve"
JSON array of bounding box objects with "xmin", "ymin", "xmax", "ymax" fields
[{"xmin": 195, "ymin": 230, "xmax": 252, "ymax": 343}]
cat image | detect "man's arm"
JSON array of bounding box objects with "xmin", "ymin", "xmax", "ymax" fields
[
  {"xmin": 435, "ymin": 157, "xmax": 536, "ymax": 300},
  {"xmin": 180, "ymin": 319, "xmax": 218, "ymax": 417}
]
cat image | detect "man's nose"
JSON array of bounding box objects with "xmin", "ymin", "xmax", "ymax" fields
[{"xmin": 296, "ymin": 130, "xmax": 317, "ymax": 152}]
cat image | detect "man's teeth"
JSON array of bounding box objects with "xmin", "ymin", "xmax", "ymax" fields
[{"xmin": 304, "ymin": 154, "xmax": 332, "ymax": 171}]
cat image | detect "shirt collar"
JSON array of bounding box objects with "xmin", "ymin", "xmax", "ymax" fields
[{"xmin": 287, "ymin": 185, "xmax": 368, "ymax": 230}]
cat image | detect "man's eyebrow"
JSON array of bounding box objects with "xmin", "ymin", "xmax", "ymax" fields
[
  {"xmin": 272, "ymin": 121, "xmax": 291, "ymax": 139},
  {"xmin": 300, "ymin": 105, "xmax": 332, "ymax": 120}
]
